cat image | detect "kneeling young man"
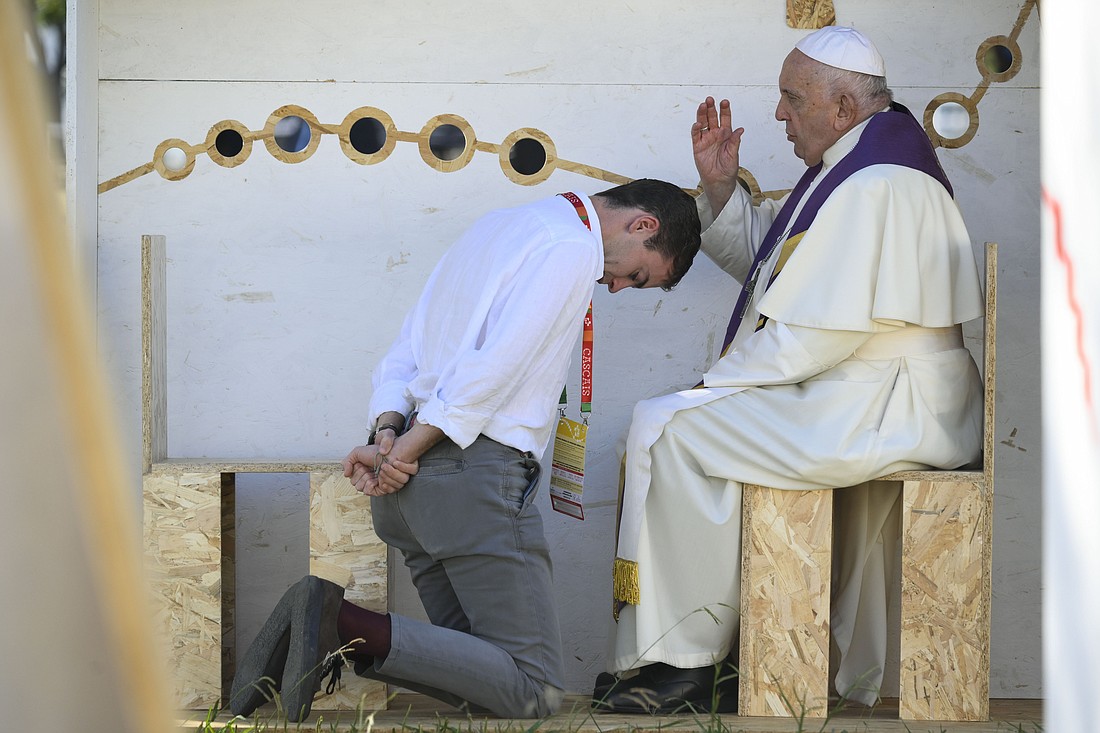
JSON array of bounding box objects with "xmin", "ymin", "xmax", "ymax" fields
[{"xmin": 231, "ymin": 179, "xmax": 701, "ymax": 720}]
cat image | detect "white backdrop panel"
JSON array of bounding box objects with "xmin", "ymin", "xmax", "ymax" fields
[
  {"xmin": 99, "ymin": 0, "xmax": 1038, "ymax": 90},
  {"xmin": 96, "ymin": 0, "xmax": 1041, "ymax": 697}
]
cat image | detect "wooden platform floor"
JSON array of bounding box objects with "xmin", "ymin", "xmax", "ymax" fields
[{"xmin": 180, "ymin": 694, "xmax": 1042, "ymax": 732}]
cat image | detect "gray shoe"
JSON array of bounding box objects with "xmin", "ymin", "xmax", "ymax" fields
[
  {"xmin": 229, "ymin": 579, "xmax": 301, "ymax": 717},
  {"xmin": 280, "ymin": 575, "xmax": 346, "ymax": 722}
]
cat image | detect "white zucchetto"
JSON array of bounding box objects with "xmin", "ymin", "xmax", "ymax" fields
[{"xmin": 795, "ymin": 26, "xmax": 886, "ymax": 77}]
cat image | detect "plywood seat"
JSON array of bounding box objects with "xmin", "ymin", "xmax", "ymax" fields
[{"xmin": 737, "ymin": 243, "xmax": 997, "ymax": 722}]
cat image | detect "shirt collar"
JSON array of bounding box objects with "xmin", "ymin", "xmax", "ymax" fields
[
  {"xmin": 572, "ymin": 192, "xmax": 605, "ymax": 273},
  {"xmin": 821, "ymin": 105, "xmax": 892, "ymax": 169}
]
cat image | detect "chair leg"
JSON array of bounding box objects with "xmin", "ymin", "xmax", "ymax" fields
[
  {"xmin": 739, "ymin": 485, "xmax": 833, "ymax": 717},
  {"xmin": 899, "ymin": 479, "xmax": 991, "ymax": 721}
]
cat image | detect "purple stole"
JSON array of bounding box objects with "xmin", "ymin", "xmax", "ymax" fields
[{"xmin": 718, "ymin": 103, "xmax": 954, "ymax": 352}]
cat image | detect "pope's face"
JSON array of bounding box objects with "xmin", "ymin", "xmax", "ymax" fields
[{"xmin": 774, "ymin": 51, "xmax": 842, "ymax": 166}]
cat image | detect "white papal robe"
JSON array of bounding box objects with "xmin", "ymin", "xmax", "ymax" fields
[{"xmin": 607, "ymin": 111, "xmax": 985, "ymax": 705}]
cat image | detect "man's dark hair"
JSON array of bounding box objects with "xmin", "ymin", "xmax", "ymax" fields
[{"xmin": 594, "ymin": 178, "xmax": 701, "ymax": 290}]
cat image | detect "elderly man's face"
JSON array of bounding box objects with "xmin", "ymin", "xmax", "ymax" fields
[{"xmin": 774, "ymin": 50, "xmax": 842, "ymax": 166}]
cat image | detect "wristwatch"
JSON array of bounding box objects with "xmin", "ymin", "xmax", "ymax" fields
[{"xmin": 368, "ymin": 421, "xmax": 404, "ymax": 445}]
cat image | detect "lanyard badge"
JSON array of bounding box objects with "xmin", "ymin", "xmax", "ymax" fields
[
  {"xmin": 551, "ymin": 191, "xmax": 595, "ymax": 520},
  {"xmin": 551, "ymin": 304, "xmax": 592, "ymax": 520}
]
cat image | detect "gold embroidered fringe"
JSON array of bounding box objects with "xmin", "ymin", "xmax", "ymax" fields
[{"xmin": 613, "ymin": 557, "xmax": 640, "ymax": 605}]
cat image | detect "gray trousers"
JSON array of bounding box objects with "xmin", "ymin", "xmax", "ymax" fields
[{"xmin": 357, "ymin": 435, "xmax": 565, "ymax": 718}]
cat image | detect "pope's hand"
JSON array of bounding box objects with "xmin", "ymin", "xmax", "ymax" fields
[{"xmin": 692, "ymin": 97, "xmax": 745, "ymax": 214}]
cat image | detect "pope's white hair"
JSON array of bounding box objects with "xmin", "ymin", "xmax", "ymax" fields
[{"xmin": 819, "ymin": 65, "xmax": 894, "ymax": 109}]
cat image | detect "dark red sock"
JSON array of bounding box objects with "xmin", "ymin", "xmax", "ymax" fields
[{"xmin": 336, "ymin": 600, "xmax": 392, "ymax": 661}]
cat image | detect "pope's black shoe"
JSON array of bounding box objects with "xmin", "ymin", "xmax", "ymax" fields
[
  {"xmin": 280, "ymin": 576, "xmax": 347, "ymax": 722},
  {"xmin": 591, "ymin": 666, "xmax": 659, "ymax": 710},
  {"xmin": 591, "ymin": 671, "xmax": 625, "ymax": 708},
  {"xmin": 598, "ymin": 662, "xmax": 738, "ymax": 714},
  {"xmin": 229, "ymin": 580, "xmax": 299, "ymax": 717}
]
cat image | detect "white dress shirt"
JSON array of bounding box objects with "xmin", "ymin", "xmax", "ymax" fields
[{"xmin": 368, "ymin": 193, "xmax": 603, "ymax": 455}]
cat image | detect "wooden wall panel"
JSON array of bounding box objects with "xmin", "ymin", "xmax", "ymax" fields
[{"xmin": 786, "ymin": 0, "xmax": 837, "ymax": 29}]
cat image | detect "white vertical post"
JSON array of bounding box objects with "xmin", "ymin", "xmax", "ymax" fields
[
  {"xmin": 64, "ymin": 0, "xmax": 99, "ymax": 295},
  {"xmin": 1041, "ymin": 2, "xmax": 1100, "ymax": 730}
]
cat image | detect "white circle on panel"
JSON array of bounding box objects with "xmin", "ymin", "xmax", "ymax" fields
[
  {"xmin": 162, "ymin": 147, "xmax": 188, "ymax": 171},
  {"xmin": 932, "ymin": 102, "xmax": 970, "ymax": 140}
]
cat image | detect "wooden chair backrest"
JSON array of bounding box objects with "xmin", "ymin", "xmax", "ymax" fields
[{"xmin": 981, "ymin": 242, "xmax": 997, "ymax": 484}]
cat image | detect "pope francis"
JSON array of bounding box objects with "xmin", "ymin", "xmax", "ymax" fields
[{"xmin": 598, "ymin": 26, "xmax": 985, "ymax": 714}]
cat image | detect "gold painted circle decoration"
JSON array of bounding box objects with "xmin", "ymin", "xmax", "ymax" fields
[
  {"xmin": 498, "ymin": 128, "xmax": 557, "ymax": 186},
  {"xmin": 263, "ymin": 105, "xmax": 323, "ymax": 164},
  {"xmin": 339, "ymin": 106, "xmax": 398, "ymax": 165},
  {"xmin": 976, "ymin": 35, "xmax": 1022, "ymax": 84},
  {"xmin": 924, "ymin": 92, "xmax": 980, "ymax": 149},
  {"xmin": 153, "ymin": 138, "xmax": 196, "ymax": 181},
  {"xmin": 205, "ymin": 120, "xmax": 253, "ymax": 169},
  {"xmin": 417, "ymin": 114, "xmax": 476, "ymax": 172}
]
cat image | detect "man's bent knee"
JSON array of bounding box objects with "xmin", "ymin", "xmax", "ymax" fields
[{"xmin": 505, "ymin": 683, "xmax": 564, "ymax": 719}]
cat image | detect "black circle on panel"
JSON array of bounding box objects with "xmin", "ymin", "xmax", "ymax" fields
[
  {"xmin": 429, "ymin": 124, "xmax": 466, "ymax": 161},
  {"xmin": 214, "ymin": 129, "xmax": 244, "ymax": 158},
  {"xmin": 983, "ymin": 44, "xmax": 1014, "ymax": 75},
  {"xmin": 350, "ymin": 117, "xmax": 387, "ymax": 155},
  {"xmin": 508, "ymin": 137, "xmax": 547, "ymax": 176}
]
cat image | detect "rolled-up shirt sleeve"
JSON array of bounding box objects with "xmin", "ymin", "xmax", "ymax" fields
[{"xmin": 367, "ymin": 309, "xmax": 419, "ymax": 427}]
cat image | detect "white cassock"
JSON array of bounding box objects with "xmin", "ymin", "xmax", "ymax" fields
[{"xmin": 607, "ymin": 113, "xmax": 985, "ymax": 705}]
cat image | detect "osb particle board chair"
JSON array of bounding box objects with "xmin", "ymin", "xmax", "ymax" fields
[
  {"xmin": 737, "ymin": 242, "xmax": 996, "ymax": 721},
  {"xmin": 140, "ymin": 235, "xmax": 389, "ymax": 712}
]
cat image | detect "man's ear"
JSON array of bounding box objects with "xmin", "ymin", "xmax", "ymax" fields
[
  {"xmin": 630, "ymin": 213, "xmax": 660, "ymax": 235},
  {"xmin": 834, "ymin": 92, "xmax": 857, "ymax": 132}
]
